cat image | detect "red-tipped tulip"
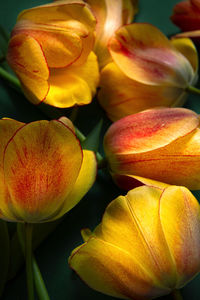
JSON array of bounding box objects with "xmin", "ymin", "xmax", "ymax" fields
[
  {"xmin": 98, "ymin": 23, "xmax": 198, "ymax": 121},
  {"xmin": 69, "ymin": 184, "xmax": 200, "ymax": 299},
  {"xmin": 0, "ymin": 117, "xmax": 96, "ymax": 223},
  {"xmin": 104, "ymin": 107, "xmax": 200, "ymax": 190}
]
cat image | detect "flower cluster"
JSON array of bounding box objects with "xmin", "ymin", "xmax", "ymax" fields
[{"xmin": 1, "ymin": 0, "xmax": 200, "ymax": 300}]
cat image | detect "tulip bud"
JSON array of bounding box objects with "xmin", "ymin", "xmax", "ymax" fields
[
  {"xmin": 171, "ymin": 0, "xmax": 200, "ymax": 41},
  {"xmin": 98, "ymin": 23, "xmax": 198, "ymax": 121},
  {"xmin": 104, "ymin": 107, "xmax": 200, "ymax": 190},
  {"xmin": 0, "ymin": 117, "xmax": 96, "ymax": 223},
  {"xmin": 6, "ymin": 1, "xmax": 99, "ymax": 108},
  {"xmin": 69, "ymin": 184, "xmax": 200, "ymax": 299}
]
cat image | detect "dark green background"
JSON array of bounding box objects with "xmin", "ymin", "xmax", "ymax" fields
[{"xmin": 1, "ymin": 0, "xmax": 200, "ymax": 299}]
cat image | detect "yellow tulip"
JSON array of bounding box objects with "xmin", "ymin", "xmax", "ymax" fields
[
  {"xmin": 98, "ymin": 23, "xmax": 198, "ymax": 121},
  {"xmin": 69, "ymin": 184, "xmax": 200, "ymax": 299},
  {"xmin": 7, "ymin": 1, "xmax": 99, "ymax": 108},
  {"xmin": 104, "ymin": 107, "xmax": 200, "ymax": 190},
  {"xmin": 0, "ymin": 117, "xmax": 96, "ymax": 223}
]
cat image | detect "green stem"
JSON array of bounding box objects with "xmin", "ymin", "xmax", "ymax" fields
[
  {"xmin": 186, "ymin": 85, "xmax": 200, "ymax": 95},
  {"xmin": 0, "ymin": 66, "xmax": 21, "ymax": 91},
  {"xmin": 33, "ymin": 259, "xmax": 50, "ymax": 300},
  {"xmin": 69, "ymin": 106, "xmax": 79, "ymax": 123},
  {"xmin": 171, "ymin": 290, "xmax": 183, "ymax": 300},
  {"xmin": 17, "ymin": 223, "xmax": 50, "ymax": 300},
  {"xmin": 25, "ymin": 223, "xmax": 34, "ymax": 300}
]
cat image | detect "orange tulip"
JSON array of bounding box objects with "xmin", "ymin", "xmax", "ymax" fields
[
  {"xmin": 69, "ymin": 184, "xmax": 200, "ymax": 299},
  {"xmin": 7, "ymin": 1, "xmax": 99, "ymax": 108},
  {"xmin": 171, "ymin": 0, "xmax": 200, "ymax": 40},
  {"xmin": 0, "ymin": 117, "xmax": 96, "ymax": 223},
  {"xmin": 98, "ymin": 23, "xmax": 198, "ymax": 121},
  {"xmin": 104, "ymin": 107, "xmax": 200, "ymax": 190}
]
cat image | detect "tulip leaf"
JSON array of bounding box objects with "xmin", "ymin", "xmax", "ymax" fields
[
  {"xmin": 7, "ymin": 218, "xmax": 63, "ymax": 280},
  {"xmin": 82, "ymin": 119, "xmax": 103, "ymax": 152},
  {"xmin": 0, "ymin": 220, "xmax": 10, "ymax": 297}
]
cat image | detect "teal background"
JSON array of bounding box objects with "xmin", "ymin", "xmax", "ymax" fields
[{"xmin": 1, "ymin": 0, "xmax": 200, "ymax": 299}]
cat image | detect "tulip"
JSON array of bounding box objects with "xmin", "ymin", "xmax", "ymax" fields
[
  {"xmin": 103, "ymin": 107, "xmax": 200, "ymax": 190},
  {"xmin": 98, "ymin": 23, "xmax": 198, "ymax": 121},
  {"xmin": 0, "ymin": 117, "xmax": 97, "ymax": 223},
  {"xmin": 171, "ymin": 0, "xmax": 200, "ymax": 41},
  {"xmin": 6, "ymin": 1, "xmax": 99, "ymax": 108},
  {"xmin": 69, "ymin": 184, "xmax": 200, "ymax": 299},
  {"xmin": 84, "ymin": 0, "xmax": 138, "ymax": 68}
]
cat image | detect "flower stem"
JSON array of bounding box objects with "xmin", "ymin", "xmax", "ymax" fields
[
  {"xmin": 0, "ymin": 66, "xmax": 21, "ymax": 91},
  {"xmin": 186, "ymin": 85, "xmax": 200, "ymax": 95},
  {"xmin": 32, "ymin": 258, "xmax": 50, "ymax": 300},
  {"xmin": 171, "ymin": 290, "xmax": 183, "ymax": 300},
  {"xmin": 25, "ymin": 223, "xmax": 34, "ymax": 300},
  {"xmin": 17, "ymin": 223, "xmax": 50, "ymax": 300}
]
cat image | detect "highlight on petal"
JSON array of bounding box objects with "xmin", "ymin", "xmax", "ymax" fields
[
  {"xmin": 104, "ymin": 107, "xmax": 199, "ymax": 156},
  {"xmin": 3, "ymin": 120, "xmax": 83, "ymax": 222},
  {"xmin": 7, "ymin": 34, "xmax": 49, "ymax": 104},
  {"xmin": 85, "ymin": 0, "xmax": 138, "ymax": 68},
  {"xmin": 52, "ymin": 150, "xmax": 97, "ymax": 220},
  {"xmin": 44, "ymin": 52, "xmax": 99, "ymax": 108},
  {"xmin": 98, "ymin": 62, "xmax": 186, "ymax": 121},
  {"xmin": 109, "ymin": 23, "xmax": 195, "ymax": 87}
]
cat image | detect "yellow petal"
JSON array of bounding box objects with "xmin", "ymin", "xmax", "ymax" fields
[
  {"xmin": 3, "ymin": 120, "xmax": 82, "ymax": 222},
  {"xmin": 17, "ymin": 1, "xmax": 96, "ymax": 66},
  {"xmin": 43, "ymin": 52, "xmax": 99, "ymax": 108},
  {"xmin": 7, "ymin": 34, "xmax": 49, "ymax": 104},
  {"xmin": 171, "ymin": 37, "xmax": 198, "ymax": 74},
  {"xmin": 95, "ymin": 186, "xmax": 177, "ymax": 288},
  {"xmin": 99, "ymin": 62, "xmax": 185, "ymax": 121},
  {"xmin": 51, "ymin": 150, "xmax": 97, "ymax": 220},
  {"xmin": 160, "ymin": 186, "xmax": 200, "ymax": 287},
  {"xmin": 109, "ymin": 23, "xmax": 195, "ymax": 87},
  {"xmin": 69, "ymin": 236, "xmax": 170, "ymax": 299}
]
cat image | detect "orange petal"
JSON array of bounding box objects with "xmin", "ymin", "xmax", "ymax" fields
[
  {"xmin": 109, "ymin": 23, "xmax": 194, "ymax": 87},
  {"xmin": 112, "ymin": 128, "xmax": 200, "ymax": 190},
  {"xmin": 7, "ymin": 34, "xmax": 49, "ymax": 104},
  {"xmin": 98, "ymin": 62, "xmax": 185, "ymax": 121},
  {"xmin": 3, "ymin": 120, "xmax": 83, "ymax": 222},
  {"xmin": 104, "ymin": 107, "xmax": 199, "ymax": 156},
  {"xmin": 0, "ymin": 119, "xmax": 25, "ymax": 221},
  {"xmin": 160, "ymin": 186, "xmax": 200, "ymax": 287},
  {"xmin": 43, "ymin": 52, "xmax": 99, "ymax": 108}
]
